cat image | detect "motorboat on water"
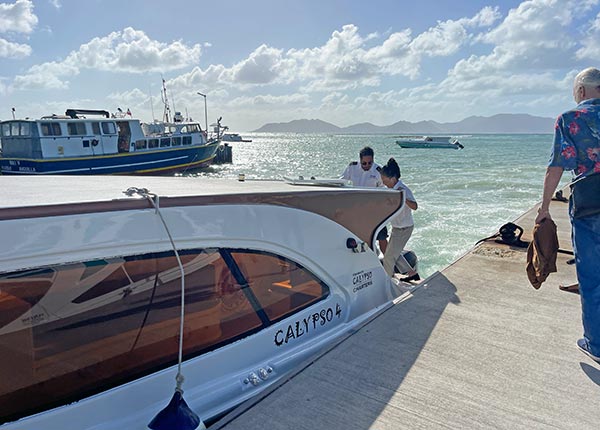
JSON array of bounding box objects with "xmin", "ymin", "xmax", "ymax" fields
[
  {"xmin": 0, "ymin": 175, "xmax": 407, "ymax": 429},
  {"xmin": 222, "ymin": 133, "xmax": 252, "ymax": 143},
  {"xmin": 396, "ymin": 135, "xmax": 464, "ymax": 149}
]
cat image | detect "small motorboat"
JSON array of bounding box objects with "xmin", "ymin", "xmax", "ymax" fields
[
  {"xmin": 396, "ymin": 135, "xmax": 464, "ymax": 149},
  {"xmin": 222, "ymin": 133, "xmax": 252, "ymax": 142}
]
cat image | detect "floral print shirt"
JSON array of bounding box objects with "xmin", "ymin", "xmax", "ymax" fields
[{"xmin": 549, "ymin": 98, "xmax": 600, "ymax": 177}]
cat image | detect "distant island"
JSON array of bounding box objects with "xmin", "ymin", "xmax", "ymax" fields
[{"xmin": 253, "ymin": 114, "xmax": 555, "ymax": 134}]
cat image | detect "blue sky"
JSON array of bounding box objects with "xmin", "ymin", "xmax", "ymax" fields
[{"xmin": 1, "ymin": 0, "xmax": 599, "ymax": 131}]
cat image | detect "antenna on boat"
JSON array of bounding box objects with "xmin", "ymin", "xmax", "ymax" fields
[
  {"xmin": 197, "ymin": 92, "xmax": 208, "ymax": 134},
  {"xmin": 161, "ymin": 77, "xmax": 172, "ymax": 123},
  {"xmin": 122, "ymin": 187, "xmax": 205, "ymax": 430},
  {"xmin": 149, "ymin": 85, "xmax": 156, "ymax": 122},
  {"xmin": 11, "ymin": 107, "xmax": 16, "ymax": 120}
]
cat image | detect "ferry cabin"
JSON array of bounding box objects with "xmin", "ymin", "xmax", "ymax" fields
[{"xmin": 1, "ymin": 118, "xmax": 205, "ymax": 158}]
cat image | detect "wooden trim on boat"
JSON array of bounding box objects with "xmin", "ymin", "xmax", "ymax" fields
[{"xmin": 0, "ymin": 189, "xmax": 402, "ymax": 246}]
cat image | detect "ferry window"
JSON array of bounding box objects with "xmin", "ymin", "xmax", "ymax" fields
[
  {"xmin": 172, "ymin": 137, "xmax": 182, "ymax": 146},
  {"xmin": 182, "ymin": 136, "xmax": 192, "ymax": 145},
  {"xmin": 92, "ymin": 122, "xmax": 101, "ymax": 134},
  {"xmin": 40, "ymin": 122, "xmax": 62, "ymax": 136},
  {"xmin": 19, "ymin": 122, "xmax": 30, "ymax": 136},
  {"xmin": 1, "ymin": 123, "xmax": 9, "ymax": 136},
  {"xmin": 101, "ymin": 122, "xmax": 116, "ymax": 134},
  {"xmin": 0, "ymin": 249, "xmax": 265, "ymax": 423},
  {"xmin": 188, "ymin": 124, "xmax": 200, "ymax": 133},
  {"xmin": 230, "ymin": 250, "xmax": 328, "ymax": 322},
  {"xmin": 135, "ymin": 140, "xmax": 147, "ymax": 150},
  {"xmin": 160, "ymin": 138, "xmax": 171, "ymax": 147},
  {"xmin": 67, "ymin": 122, "xmax": 87, "ymax": 136},
  {"xmin": 10, "ymin": 122, "xmax": 19, "ymax": 136},
  {"xmin": 148, "ymin": 138, "xmax": 159, "ymax": 148}
]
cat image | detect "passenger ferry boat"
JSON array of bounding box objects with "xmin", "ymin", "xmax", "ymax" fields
[
  {"xmin": 0, "ymin": 109, "xmax": 221, "ymax": 175},
  {"xmin": 396, "ymin": 135, "xmax": 464, "ymax": 149},
  {"xmin": 0, "ymin": 176, "xmax": 406, "ymax": 429}
]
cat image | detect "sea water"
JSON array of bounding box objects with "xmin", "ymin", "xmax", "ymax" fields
[{"xmin": 195, "ymin": 133, "xmax": 568, "ymax": 277}]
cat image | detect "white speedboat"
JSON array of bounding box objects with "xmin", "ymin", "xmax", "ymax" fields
[
  {"xmin": 222, "ymin": 133, "xmax": 252, "ymax": 142},
  {"xmin": 396, "ymin": 135, "xmax": 464, "ymax": 149},
  {"xmin": 0, "ymin": 176, "xmax": 406, "ymax": 429}
]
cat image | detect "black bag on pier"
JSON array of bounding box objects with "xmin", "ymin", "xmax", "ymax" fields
[{"xmin": 570, "ymin": 171, "xmax": 600, "ymax": 219}]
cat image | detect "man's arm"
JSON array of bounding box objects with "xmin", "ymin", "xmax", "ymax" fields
[
  {"xmin": 535, "ymin": 166, "xmax": 564, "ymax": 224},
  {"xmin": 340, "ymin": 162, "xmax": 356, "ymax": 180},
  {"xmin": 405, "ymin": 199, "xmax": 418, "ymax": 210}
]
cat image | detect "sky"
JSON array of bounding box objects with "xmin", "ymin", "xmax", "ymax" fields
[{"xmin": 1, "ymin": 0, "xmax": 599, "ymax": 131}]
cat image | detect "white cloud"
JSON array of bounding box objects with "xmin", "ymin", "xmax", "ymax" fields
[
  {"xmin": 12, "ymin": 60, "xmax": 77, "ymax": 89},
  {"xmin": 463, "ymin": 6, "xmax": 501, "ymax": 27},
  {"xmin": 75, "ymin": 28, "xmax": 201, "ymax": 72},
  {"xmin": 409, "ymin": 20, "xmax": 468, "ymax": 58},
  {"xmin": 228, "ymin": 93, "xmax": 311, "ymax": 108},
  {"xmin": 229, "ymin": 44, "xmax": 288, "ymax": 84},
  {"xmin": 407, "ymin": 7, "xmax": 499, "ymax": 60},
  {"xmin": 48, "ymin": 0, "xmax": 61, "ymax": 9},
  {"xmin": 0, "ymin": 0, "xmax": 37, "ymax": 33},
  {"xmin": 0, "ymin": 36, "xmax": 30, "ymax": 57},
  {"xmin": 321, "ymin": 92, "xmax": 350, "ymax": 106},
  {"xmin": 161, "ymin": 7, "xmax": 507, "ymax": 98},
  {"xmin": 0, "ymin": 0, "xmax": 37, "ymax": 59},
  {"xmin": 107, "ymin": 88, "xmax": 150, "ymax": 105},
  {"xmin": 287, "ymin": 24, "xmax": 377, "ymax": 86},
  {"xmin": 426, "ymin": 0, "xmax": 592, "ymax": 118},
  {"xmin": 576, "ymin": 11, "xmax": 600, "ymax": 60},
  {"xmin": 12, "ymin": 27, "xmax": 202, "ymax": 90},
  {"xmin": 474, "ymin": 0, "xmax": 578, "ymax": 70}
]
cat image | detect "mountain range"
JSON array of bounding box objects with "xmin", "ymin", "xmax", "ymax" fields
[{"xmin": 253, "ymin": 113, "xmax": 555, "ymax": 134}]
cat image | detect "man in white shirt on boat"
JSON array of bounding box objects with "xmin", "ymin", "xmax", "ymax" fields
[
  {"xmin": 341, "ymin": 146, "xmax": 388, "ymax": 252},
  {"xmin": 341, "ymin": 146, "xmax": 384, "ymax": 187}
]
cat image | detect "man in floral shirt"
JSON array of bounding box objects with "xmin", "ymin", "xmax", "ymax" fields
[{"xmin": 536, "ymin": 67, "xmax": 600, "ymax": 364}]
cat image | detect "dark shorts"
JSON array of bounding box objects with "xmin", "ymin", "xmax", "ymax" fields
[{"xmin": 376, "ymin": 226, "xmax": 388, "ymax": 241}]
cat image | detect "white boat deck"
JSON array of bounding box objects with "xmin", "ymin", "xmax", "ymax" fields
[
  {"xmin": 0, "ymin": 176, "xmax": 386, "ymax": 209},
  {"xmin": 214, "ymin": 193, "xmax": 600, "ymax": 429}
]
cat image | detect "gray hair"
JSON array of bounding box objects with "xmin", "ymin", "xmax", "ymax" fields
[{"xmin": 575, "ymin": 67, "xmax": 600, "ymax": 89}]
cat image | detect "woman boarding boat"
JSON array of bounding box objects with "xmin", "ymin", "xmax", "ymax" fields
[{"xmin": 380, "ymin": 158, "xmax": 420, "ymax": 282}]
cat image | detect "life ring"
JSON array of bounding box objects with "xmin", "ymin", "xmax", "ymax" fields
[{"xmin": 91, "ymin": 139, "xmax": 99, "ymax": 147}]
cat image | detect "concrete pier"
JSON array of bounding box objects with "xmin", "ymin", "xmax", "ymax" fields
[{"xmin": 216, "ymin": 193, "xmax": 600, "ymax": 429}]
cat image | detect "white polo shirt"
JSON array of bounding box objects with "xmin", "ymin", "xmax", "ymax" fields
[
  {"xmin": 341, "ymin": 162, "xmax": 383, "ymax": 187},
  {"xmin": 390, "ymin": 179, "xmax": 415, "ymax": 229}
]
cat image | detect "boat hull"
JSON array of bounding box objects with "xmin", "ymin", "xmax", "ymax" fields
[
  {"xmin": 0, "ymin": 143, "xmax": 219, "ymax": 175},
  {"xmin": 396, "ymin": 141, "xmax": 461, "ymax": 149}
]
